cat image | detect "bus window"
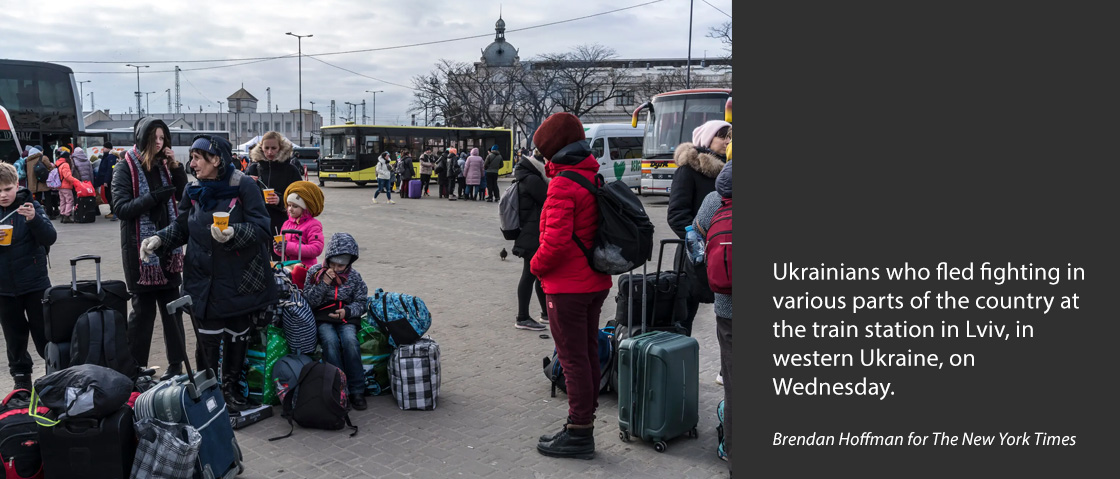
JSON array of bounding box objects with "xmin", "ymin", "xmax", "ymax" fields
[
  {"xmin": 346, "ymin": 136, "xmax": 356, "ymax": 155},
  {"xmin": 364, "ymin": 135, "xmax": 379, "ymax": 155}
]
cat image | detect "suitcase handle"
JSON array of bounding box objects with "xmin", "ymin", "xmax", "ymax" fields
[
  {"xmin": 69, "ymin": 255, "xmax": 103, "ymax": 295},
  {"xmin": 280, "ymin": 229, "xmax": 304, "ymax": 263},
  {"xmin": 652, "ymin": 239, "xmax": 685, "ymax": 329}
]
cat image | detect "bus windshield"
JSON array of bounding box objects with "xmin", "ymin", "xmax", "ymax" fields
[
  {"xmin": 644, "ymin": 95, "xmax": 728, "ymax": 158},
  {"xmin": 322, "ymin": 131, "xmax": 357, "ymax": 158}
]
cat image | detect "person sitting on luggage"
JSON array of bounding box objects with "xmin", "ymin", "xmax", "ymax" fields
[
  {"xmin": 529, "ymin": 113, "xmax": 612, "ymax": 459},
  {"xmin": 141, "ymin": 134, "xmax": 277, "ymax": 412},
  {"xmin": 0, "ymin": 162, "xmax": 57, "ymax": 392},
  {"xmin": 274, "ymin": 180, "xmax": 325, "ymax": 269},
  {"xmin": 302, "ymin": 232, "xmax": 369, "ymax": 410}
]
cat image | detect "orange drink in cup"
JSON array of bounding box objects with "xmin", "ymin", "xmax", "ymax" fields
[
  {"xmin": 212, "ymin": 212, "xmax": 230, "ymax": 230},
  {"xmin": 263, "ymin": 188, "xmax": 275, "ymax": 202},
  {"xmin": 0, "ymin": 225, "xmax": 12, "ymax": 246}
]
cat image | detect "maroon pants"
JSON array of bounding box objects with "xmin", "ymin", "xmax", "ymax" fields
[{"xmin": 546, "ymin": 289, "xmax": 610, "ymax": 425}]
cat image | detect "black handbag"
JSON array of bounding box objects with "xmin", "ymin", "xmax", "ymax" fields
[{"xmin": 314, "ymin": 301, "xmax": 349, "ymax": 324}]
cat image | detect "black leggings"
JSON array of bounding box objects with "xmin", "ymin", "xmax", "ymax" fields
[
  {"xmin": 517, "ymin": 256, "xmax": 547, "ymax": 322},
  {"xmin": 128, "ymin": 288, "xmax": 187, "ymax": 367},
  {"xmin": 420, "ymin": 174, "xmax": 432, "ymax": 194},
  {"xmin": 0, "ymin": 290, "xmax": 48, "ymax": 376},
  {"xmin": 486, "ymin": 172, "xmax": 500, "ymax": 200}
]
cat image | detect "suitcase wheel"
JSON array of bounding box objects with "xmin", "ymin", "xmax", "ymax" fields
[
  {"xmin": 654, "ymin": 440, "xmax": 668, "ymax": 453},
  {"xmin": 619, "ymin": 431, "xmax": 631, "ymax": 442},
  {"xmin": 687, "ymin": 427, "xmax": 699, "ymax": 439}
]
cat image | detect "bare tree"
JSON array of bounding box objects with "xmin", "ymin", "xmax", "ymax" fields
[
  {"xmin": 542, "ymin": 44, "xmax": 625, "ymax": 117},
  {"xmin": 411, "ymin": 59, "xmax": 521, "ymax": 128},
  {"xmin": 512, "ymin": 62, "xmax": 563, "ymax": 147},
  {"xmin": 708, "ymin": 21, "xmax": 732, "ymax": 59}
]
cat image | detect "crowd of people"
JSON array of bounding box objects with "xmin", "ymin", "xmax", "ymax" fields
[{"xmin": 370, "ymin": 145, "xmax": 516, "ymax": 203}]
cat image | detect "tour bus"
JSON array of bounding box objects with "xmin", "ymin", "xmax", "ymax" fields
[
  {"xmin": 0, "ymin": 106, "xmax": 23, "ymax": 163},
  {"xmin": 0, "ymin": 59, "xmax": 83, "ymax": 154},
  {"xmin": 582, "ymin": 122, "xmax": 644, "ymax": 189},
  {"xmin": 317, "ymin": 123, "xmax": 514, "ymax": 187},
  {"xmin": 78, "ymin": 128, "xmax": 231, "ymax": 159},
  {"xmin": 631, "ymin": 88, "xmax": 732, "ymax": 196}
]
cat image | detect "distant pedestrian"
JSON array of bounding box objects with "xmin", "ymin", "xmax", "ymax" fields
[
  {"xmin": 483, "ymin": 145, "xmax": 503, "ymax": 202},
  {"xmin": 463, "ymin": 148, "xmax": 484, "ymax": 200},
  {"xmin": 398, "ymin": 150, "xmax": 415, "ymax": 197},
  {"xmin": 54, "ymin": 148, "xmax": 77, "ymax": 223},
  {"xmin": 371, "ymin": 152, "xmax": 395, "ymax": 204},
  {"xmin": 418, "ymin": 148, "xmax": 434, "ymax": 196},
  {"xmin": 23, "ymin": 147, "xmax": 54, "ymax": 216},
  {"xmin": 96, "ymin": 142, "xmax": 119, "ymax": 220},
  {"xmin": 434, "ymin": 149, "xmax": 450, "ymax": 198},
  {"xmin": 510, "ymin": 151, "xmax": 549, "ymax": 330},
  {"xmin": 456, "ymin": 151, "xmax": 468, "ymax": 198}
]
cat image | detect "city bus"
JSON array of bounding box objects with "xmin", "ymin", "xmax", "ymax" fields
[
  {"xmin": 631, "ymin": 88, "xmax": 732, "ymax": 196},
  {"xmin": 0, "ymin": 59, "xmax": 83, "ymax": 155},
  {"xmin": 77, "ymin": 128, "xmax": 231, "ymax": 159},
  {"xmin": 317, "ymin": 124, "xmax": 514, "ymax": 187},
  {"xmin": 0, "ymin": 106, "xmax": 22, "ymax": 163}
]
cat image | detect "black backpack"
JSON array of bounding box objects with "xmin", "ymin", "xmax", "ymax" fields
[
  {"xmin": 558, "ymin": 172, "xmax": 654, "ymax": 275},
  {"xmin": 34, "ymin": 161, "xmax": 49, "ymax": 183},
  {"xmin": 69, "ymin": 307, "xmax": 139, "ymax": 379},
  {"xmin": 270, "ymin": 361, "xmax": 357, "ymax": 441}
]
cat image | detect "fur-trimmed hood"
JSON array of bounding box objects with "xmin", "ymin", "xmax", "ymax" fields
[
  {"xmin": 249, "ymin": 136, "xmax": 295, "ymax": 163},
  {"xmin": 673, "ymin": 142, "xmax": 726, "ymax": 179}
]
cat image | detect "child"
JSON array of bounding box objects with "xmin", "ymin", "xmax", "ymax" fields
[
  {"xmin": 54, "ymin": 148, "xmax": 77, "ymax": 223},
  {"xmin": 302, "ymin": 233, "xmax": 369, "ymax": 410},
  {"xmin": 0, "ymin": 162, "xmax": 57, "ymax": 391},
  {"xmin": 275, "ymin": 180, "xmax": 325, "ymax": 268}
]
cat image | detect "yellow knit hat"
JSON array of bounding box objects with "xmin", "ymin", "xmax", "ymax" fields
[{"xmin": 284, "ymin": 181, "xmax": 325, "ymax": 217}]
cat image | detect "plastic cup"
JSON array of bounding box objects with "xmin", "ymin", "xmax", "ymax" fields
[
  {"xmin": 0, "ymin": 225, "xmax": 12, "ymax": 246},
  {"xmin": 212, "ymin": 212, "xmax": 230, "ymax": 230},
  {"xmin": 263, "ymin": 188, "xmax": 275, "ymax": 202},
  {"xmin": 274, "ymin": 234, "xmax": 283, "ymax": 244}
]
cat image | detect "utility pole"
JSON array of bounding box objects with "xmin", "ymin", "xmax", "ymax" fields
[
  {"xmin": 686, "ymin": 0, "xmax": 694, "ymax": 89},
  {"xmin": 166, "ymin": 89, "xmax": 171, "ymax": 114},
  {"xmin": 361, "ymin": 100, "xmax": 366, "ymax": 124},
  {"xmin": 217, "ymin": 100, "xmax": 224, "ymax": 113},
  {"xmin": 77, "ymin": 80, "xmax": 90, "ymax": 111},
  {"xmin": 330, "ymin": 100, "xmax": 336, "ymax": 125},
  {"xmin": 144, "ymin": 91, "xmax": 156, "ymax": 115},
  {"xmin": 87, "ymin": 91, "xmax": 95, "ymax": 111},
  {"xmin": 175, "ymin": 66, "xmax": 182, "ymax": 113},
  {"xmin": 125, "ymin": 64, "xmax": 149, "ymax": 116},
  {"xmin": 266, "ymin": 87, "xmax": 271, "ymax": 112},
  {"xmin": 286, "ymin": 32, "xmax": 313, "ymax": 145},
  {"xmin": 365, "ymin": 90, "xmax": 383, "ymax": 126},
  {"xmin": 344, "ymin": 102, "xmax": 355, "ymax": 122}
]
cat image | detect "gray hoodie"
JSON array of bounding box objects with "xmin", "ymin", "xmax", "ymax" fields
[{"xmin": 303, "ymin": 233, "xmax": 369, "ymax": 321}]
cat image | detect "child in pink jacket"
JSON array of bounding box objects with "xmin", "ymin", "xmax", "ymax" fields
[{"xmin": 274, "ymin": 181, "xmax": 325, "ymax": 268}]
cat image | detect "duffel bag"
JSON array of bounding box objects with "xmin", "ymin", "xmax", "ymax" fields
[
  {"xmin": 367, "ymin": 288, "xmax": 432, "ymax": 347},
  {"xmin": 30, "ymin": 364, "xmax": 132, "ymax": 423}
]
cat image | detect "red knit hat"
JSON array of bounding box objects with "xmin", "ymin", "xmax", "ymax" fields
[{"xmin": 533, "ymin": 112, "xmax": 585, "ymax": 160}]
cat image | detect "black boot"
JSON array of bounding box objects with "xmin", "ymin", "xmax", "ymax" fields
[
  {"xmin": 537, "ymin": 424, "xmax": 595, "ymax": 459},
  {"xmin": 221, "ymin": 337, "xmax": 250, "ymax": 413},
  {"xmin": 160, "ymin": 362, "xmax": 183, "ymax": 381},
  {"xmin": 12, "ymin": 373, "xmax": 32, "ymax": 392},
  {"xmin": 197, "ymin": 334, "xmax": 222, "ymax": 376}
]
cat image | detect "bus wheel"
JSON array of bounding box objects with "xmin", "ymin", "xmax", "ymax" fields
[{"xmin": 355, "ymin": 181, "xmax": 369, "ymax": 187}]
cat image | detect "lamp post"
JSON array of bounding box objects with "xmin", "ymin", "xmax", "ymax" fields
[
  {"xmin": 125, "ymin": 64, "xmax": 149, "ymax": 116},
  {"xmin": 365, "ymin": 90, "xmax": 383, "ymax": 126},
  {"xmin": 77, "ymin": 80, "xmax": 90, "ymax": 111},
  {"xmin": 143, "ymin": 91, "xmax": 156, "ymax": 115},
  {"xmin": 87, "ymin": 91, "xmax": 95, "ymax": 111},
  {"xmin": 286, "ymin": 32, "xmax": 313, "ymax": 146},
  {"xmin": 309, "ymin": 101, "xmax": 316, "ymax": 140}
]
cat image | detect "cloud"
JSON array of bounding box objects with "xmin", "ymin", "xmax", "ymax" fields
[{"xmin": 4, "ymin": 0, "xmax": 731, "ymax": 125}]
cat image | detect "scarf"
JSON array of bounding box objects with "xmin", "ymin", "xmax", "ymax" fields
[
  {"xmin": 125, "ymin": 147, "xmax": 184, "ymax": 285},
  {"xmin": 186, "ymin": 164, "xmax": 241, "ymax": 211},
  {"xmin": 313, "ymin": 265, "xmax": 351, "ymax": 285}
]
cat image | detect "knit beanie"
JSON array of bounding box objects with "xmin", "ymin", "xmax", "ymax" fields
[
  {"xmin": 692, "ymin": 120, "xmax": 732, "ymax": 149},
  {"xmin": 284, "ymin": 180, "xmax": 324, "ymax": 217},
  {"xmin": 533, "ymin": 112, "xmax": 585, "ymax": 160}
]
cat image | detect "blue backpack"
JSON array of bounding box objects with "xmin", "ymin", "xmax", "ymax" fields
[
  {"xmin": 366, "ymin": 289, "xmax": 432, "ymax": 348},
  {"xmin": 542, "ymin": 325, "xmax": 616, "ymax": 397}
]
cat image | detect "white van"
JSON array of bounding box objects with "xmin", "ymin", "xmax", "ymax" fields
[{"xmin": 583, "ymin": 123, "xmax": 644, "ymax": 189}]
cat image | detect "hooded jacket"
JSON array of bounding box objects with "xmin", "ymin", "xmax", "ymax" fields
[
  {"xmin": 375, "ymin": 154, "xmax": 392, "ymax": 180},
  {"xmin": 246, "ymin": 137, "xmax": 304, "ymax": 236},
  {"xmin": 418, "ymin": 153, "xmax": 434, "ymax": 175},
  {"xmin": 71, "ymin": 148, "xmax": 93, "ymax": 183},
  {"xmin": 484, "ymin": 150, "xmax": 504, "ymax": 174},
  {"xmin": 667, "ymin": 142, "xmax": 726, "ymax": 238},
  {"xmin": 716, "ymin": 160, "xmax": 732, "ymax": 198},
  {"xmin": 530, "ymin": 141, "xmax": 612, "ymax": 294},
  {"xmin": 511, "ymin": 156, "xmax": 548, "ymax": 258},
  {"xmin": 397, "ymin": 154, "xmax": 414, "ymax": 182},
  {"xmin": 276, "ymin": 214, "xmax": 324, "ymax": 268},
  {"xmin": 24, "ymin": 151, "xmax": 53, "ymax": 194},
  {"xmin": 95, "ymin": 151, "xmax": 118, "ymax": 189},
  {"xmin": 303, "ymin": 233, "xmax": 368, "ymax": 322},
  {"xmin": 463, "ymin": 148, "xmax": 485, "ymax": 185},
  {"xmin": 54, "ymin": 156, "xmax": 77, "ymax": 190},
  {"xmin": 0, "ymin": 188, "xmax": 56, "ymax": 296},
  {"xmin": 112, "ymin": 118, "xmax": 190, "ymax": 293}
]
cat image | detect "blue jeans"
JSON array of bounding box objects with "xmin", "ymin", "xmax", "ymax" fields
[
  {"xmin": 317, "ymin": 322, "xmax": 365, "ymax": 395},
  {"xmin": 374, "ymin": 179, "xmax": 392, "ymax": 199}
]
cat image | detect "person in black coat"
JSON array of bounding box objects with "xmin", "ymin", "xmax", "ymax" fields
[
  {"xmin": 666, "ymin": 120, "xmax": 731, "ymax": 335},
  {"xmin": 246, "ymin": 131, "xmax": 304, "ymax": 252},
  {"xmin": 142, "ymin": 134, "xmax": 277, "ymax": 411},
  {"xmin": 0, "ymin": 165, "xmax": 56, "ymax": 391},
  {"xmin": 510, "ymin": 152, "xmax": 549, "ymax": 330},
  {"xmin": 111, "ymin": 117, "xmax": 190, "ymax": 380}
]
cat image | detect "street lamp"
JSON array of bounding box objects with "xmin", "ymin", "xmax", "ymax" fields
[
  {"xmin": 143, "ymin": 91, "xmax": 156, "ymax": 115},
  {"xmin": 77, "ymin": 80, "xmax": 91, "ymax": 111},
  {"xmin": 286, "ymin": 32, "xmax": 313, "ymax": 146},
  {"xmin": 125, "ymin": 64, "xmax": 149, "ymax": 116},
  {"xmin": 86, "ymin": 91, "xmax": 95, "ymax": 111},
  {"xmin": 365, "ymin": 90, "xmax": 383, "ymax": 126},
  {"xmin": 309, "ymin": 101, "xmax": 316, "ymax": 138}
]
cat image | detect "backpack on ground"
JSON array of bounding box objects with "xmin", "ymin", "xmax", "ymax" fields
[
  {"xmin": 69, "ymin": 307, "xmax": 140, "ymax": 380},
  {"xmin": 558, "ymin": 172, "xmax": 654, "ymax": 275},
  {"xmin": 46, "ymin": 168, "xmax": 61, "ymax": 189},
  {"xmin": 705, "ymin": 197, "xmax": 732, "ymax": 294},
  {"xmin": 367, "ymin": 288, "xmax": 432, "ymax": 348},
  {"xmin": 34, "ymin": 161, "xmax": 50, "ymax": 183},
  {"xmin": 498, "ymin": 180, "xmax": 520, "ymax": 240},
  {"xmin": 0, "ymin": 390, "xmax": 49, "ymax": 479},
  {"xmin": 542, "ymin": 325, "xmax": 616, "ymax": 397},
  {"xmin": 269, "ymin": 360, "xmax": 357, "ymax": 441},
  {"xmin": 389, "ymin": 337, "xmax": 441, "ymax": 410}
]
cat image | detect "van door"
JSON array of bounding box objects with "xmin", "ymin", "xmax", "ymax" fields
[{"xmin": 589, "ymin": 137, "xmax": 614, "ymax": 178}]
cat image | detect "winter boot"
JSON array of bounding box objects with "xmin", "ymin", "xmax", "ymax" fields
[
  {"xmin": 160, "ymin": 362, "xmax": 183, "ymax": 381},
  {"xmin": 221, "ymin": 337, "xmax": 250, "ymax": 412},
  {"xmin": 12, "ymin": 373, "xmax": 32, "ymax": 392},
  {"xmin": 537, "ymin": 423, "xmax": 595, "ymax": 459}
]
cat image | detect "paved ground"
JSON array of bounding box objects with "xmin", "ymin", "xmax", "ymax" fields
[{"xmin": 2, "ymin": 174, "xmax": 728, "ymax": 478}]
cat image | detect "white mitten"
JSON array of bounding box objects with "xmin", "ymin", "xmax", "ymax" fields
[
  {"xmin": 140, "ymin": 236, "xmax": 161, "ymax": 257},
  {"xmin": 210, "ymin": 224, "xmax": 234, "ymax": 243}
]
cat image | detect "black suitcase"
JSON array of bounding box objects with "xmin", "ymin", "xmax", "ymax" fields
[
  {"xmin": 613, "ymin": 239, "xmax": 690, "ymax": 337},
  {"xmin": 42, "ymin": 255, "xmax": 129, "ymax": 373},
  {"xmin": 37, "ymin": 406, "xmax": 136, "ymax": 479},
  {"xmin": 72, "ymin": 195, "xmax": 97, "ymax": 223}
]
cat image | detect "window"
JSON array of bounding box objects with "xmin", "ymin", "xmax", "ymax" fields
[
  {"xmin": 285, "ymin": 122, "xmax": 292, "ymax": 133},
  {"xmin": 219, "ymin": 122, "xmax": 226, "ymax": 130},
  {"xmin": 615, "ymin": 90, "xmax": 635, "ymax": 106},
  {"xmin": 275, "ymin": 122, "xmax": 281, "ymax": 131},
  {"xmin": 209, "ymin": 122, "xmax": 215, "ymax": 130},
  {"xmin": 252, "ymin": 122, "xmax": 260, "ymax": 133},
  {"xmin": 588, "ymin": 90, "xmax": 604, "ymax": 105},
  {"xmin": 589, "ymin": 138, "xmax": 604, "ymax": 159}
]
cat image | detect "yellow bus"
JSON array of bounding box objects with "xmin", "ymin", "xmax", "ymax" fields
[{"xmin": 317, "ymin": 124, "xmax": 514, "ymax": 187}]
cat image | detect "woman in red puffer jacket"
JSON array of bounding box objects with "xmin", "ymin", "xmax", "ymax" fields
[{"xmin": 530, "ymin": 113, "xmax": 612, "ymax": 460}]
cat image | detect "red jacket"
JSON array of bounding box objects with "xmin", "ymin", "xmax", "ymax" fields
[
  {"xmin": 530, "ymin": 149, "xmax": 612, "ymax": 294},
  {"xmin": 55, "ymin": 157, "xmax": 76, "ymax": 189}
]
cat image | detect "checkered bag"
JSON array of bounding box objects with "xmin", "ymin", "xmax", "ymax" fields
[
  {"xmin": 388, "ymin": 337, "xmax": 441, "ymax": 410},
  {"xmin": 131, "ymin": 417, "xmax": 202, "ymax": 479}
]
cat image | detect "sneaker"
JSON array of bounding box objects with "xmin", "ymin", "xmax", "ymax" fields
[
  {"xmin": 371, "ymin": 198, "xmax": 378, "ymax": 204},
  {"xmin": 12, "ymin": 374, "xmax": 32, "ymax": 392},
  {"xmin": 716, "ymin": 374, "xmax": 724, "ymax": 386},
  {"xmin": 538, "ymin": 314, "xmax": 549, "ymax": 325},
  {"xmin": 515, "ymin": 318, "xmax": 547, "ymax": 331},
  {"xmin": 388, "ymin": 200, "xmax": 396, "ymax": 204}
]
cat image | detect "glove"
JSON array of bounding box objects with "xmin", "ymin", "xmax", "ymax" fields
[
  {"xmin": 210, "ymin": 224, "xmax": 234, "ymax": 243},
  {"xmin": 140, "ymin": 236, "xmax": 161, "ymax": 257},
  {"xmin": 151, "ymin": 186, "xmax": 175, "ymax": 204}
]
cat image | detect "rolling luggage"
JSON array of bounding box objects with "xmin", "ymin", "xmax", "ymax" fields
[
  {"xmin": 36, "ymin": 406, "xmax": 136, "ymax": 479},
  {"xmin": 408, "ymin": 179, "xmax": 422, "ymax": 199},
  {"xmin": 0, "ymin": 390, "xmax": 48, "ymax": 479},
  {"xmin": 613, "ymin": 240, "xmax": 690, "ymax": 338},
  {"xmin": 131, "ymin": 295, "xmax": 243, "ymax": 479},
  {"xmin": 42, "ymin": 255, "xmax": 129, "ymax": 374},
  {"xmin": 72, "ymin": 195, "xmax": 97, "ymax": 223},
  {"xmin": 617, "ymin": 239, "xmax": 700, "ymax": 453}
]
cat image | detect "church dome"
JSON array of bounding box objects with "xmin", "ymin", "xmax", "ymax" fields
[{"xmin": 482, "ymin": 41, "xmax": 518, "ymax": 67}]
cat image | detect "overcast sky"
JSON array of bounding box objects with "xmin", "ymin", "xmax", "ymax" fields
[{"xmin": 4, "ymin": 0, "xmax": 731, "ymax": 128}]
